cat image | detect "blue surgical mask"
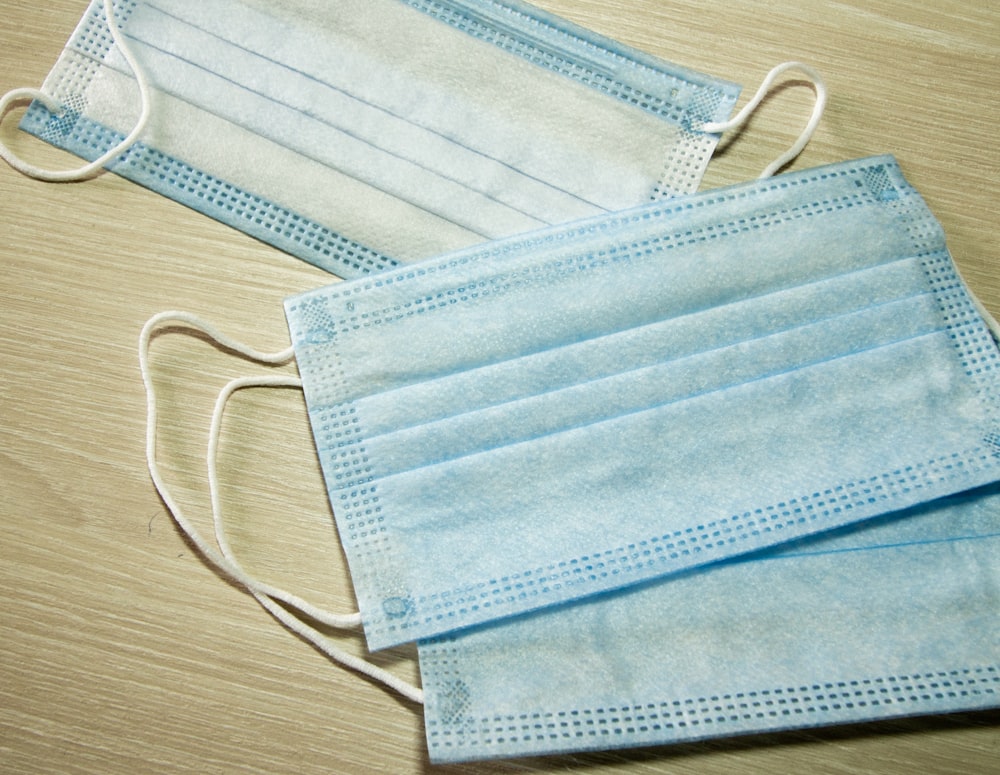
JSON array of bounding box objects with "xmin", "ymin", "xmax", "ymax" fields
[
  {"xmin": 140, "ymin": 302, "xmax": 1000, "ymax": 762},
  {"xmin": 418, "ymin": 482, "xmax": 1000, "ymax": 762},
  {"xmin": 284, "ymin": 154, "xmax": 1000, "ymax": 650},
  {"xmin": 5, "ymin": 0, "xmax": 745, "ymax": 278}
]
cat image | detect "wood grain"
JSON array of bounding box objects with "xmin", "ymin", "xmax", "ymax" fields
[{"xmin": 1, "ymin": 1, "xmax": 997, "ymax": 772}]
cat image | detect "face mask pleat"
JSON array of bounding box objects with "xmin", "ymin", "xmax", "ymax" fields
[
  {"xmin": 123, "ymin": 1, "xmax": 614, "ymax": 236},
  {"xmin": 359, "ymin": 290, "xmax": 942, "ymax": 477},
  {"xmin": 346, "ymin": 327, "xmax": 991, "ymax": 637},
  {"xmin": 294, "ymin": 168, "xmax": 942, "ymax": 409},
  {"xmin": 286, "ymin": 156, "xmax": 1000, "ymax": 649},
  {"xmin": 348, "ymin": 257, "xmax": 933, "ymax": 439}
]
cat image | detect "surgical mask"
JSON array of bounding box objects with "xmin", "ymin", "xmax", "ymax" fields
[
  {"xmin": 140, "ymin": 223, "xmax": 1000, "ymax": 762},
  {"xmin": 281, "ymin": 154, "xmax": 1000, "ymax": 650},
  {"xmin": 2, "ymin": 0, "xmax": 752, "ymax": 278},
  {"xmin": 418, "ymin": 482, "xmax": 1000, "ymax": 762}
]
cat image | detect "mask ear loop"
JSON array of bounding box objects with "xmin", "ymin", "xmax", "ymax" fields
[
  {"xmin": 703, "ymin": 61, "xmax": 827, "ymax": 179},
  {"xmin": 206, "ymin": 373, "xmax": 359, "ymax": 627},
  {"xmin": 704, "ymin": 62, "xmax": 1000, "ymax": 339},
  {"xmin": 140, "ymin": 311, "xmax": 424, "ymax": 704},
  {"xmin": 705, "ymin": 63, "xmax": 1000, "ymax": 340},
  {"xmin": 0, "ymin": 0, "xmax": 153, "ymax": 181},
  {"xmin": 209, "ymin": 374, "xmax": 425, "ymax": 703}
]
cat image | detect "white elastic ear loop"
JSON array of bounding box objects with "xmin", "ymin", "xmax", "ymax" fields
[
  {"xmin": 208, "ymin": 374, "xmax": 362, "ymax": 628},
  {"xmin": 140, "ymin": 311, "xmax": 424, "ymax": 704},
  {"xmin": 703, "ymin": 61, "xmax": 827, "ymax": 179},
  {"xmin": 209, "ymin": 375, "xmax": 423, "ymax": 704},
  {"xmin": 140, "ymin": 312, "xmax": 297, "ymax": 598},
  {"xmin": 0, "ymin": 0, "xmax": 153, "ymax": 181}
]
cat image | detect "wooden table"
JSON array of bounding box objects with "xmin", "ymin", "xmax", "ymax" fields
[{"xmin": 1, "ymin": 1, "xmax": 997, "ymax": 772}]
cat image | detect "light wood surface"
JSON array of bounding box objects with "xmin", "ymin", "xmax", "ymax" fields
[{"xmin": 1, "ymin": 1, "xmax": 997, "ymax": 773}]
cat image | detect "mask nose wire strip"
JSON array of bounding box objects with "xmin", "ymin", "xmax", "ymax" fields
[
  {"xmin": 140, "ymin": 310, "xmax": 424, "ymax": 704},
  {"xmin": 703, "ymin": 61, "xmax": 827, "ymax": 179},
  {"xmin": 0, "ymin": 0, "xmax": 153, "ymax": 181}
]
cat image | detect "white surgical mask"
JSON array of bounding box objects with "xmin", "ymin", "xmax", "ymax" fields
[{"xmin": 2, "ymin": 0, "xmax": 754, "ymax": 278}]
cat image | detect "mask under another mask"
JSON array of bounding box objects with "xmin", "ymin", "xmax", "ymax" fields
[
  {"xmin": 19, "ymin": 0, "xmax": 740, "ymax": 278},
  {"xmin": 284, "ymin": 154, "xmax": 1000, "ymax": 650},
  {"xmin": 419, "ymin": 481, "xmax": 1000, "ymax": 762}
]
